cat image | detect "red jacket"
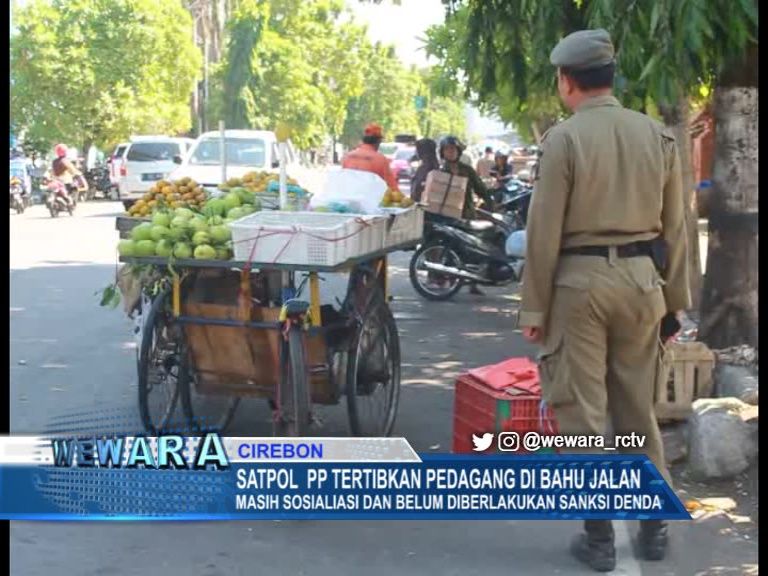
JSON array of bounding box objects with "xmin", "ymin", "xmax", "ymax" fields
[{"xmin": 341, "ymin": 143, "xmax": 399, "ymax": 191}]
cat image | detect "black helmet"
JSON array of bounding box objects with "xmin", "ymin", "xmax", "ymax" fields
[{"xmin": 438, "ymin": 135, "xmax": 465, "ymax": 160}]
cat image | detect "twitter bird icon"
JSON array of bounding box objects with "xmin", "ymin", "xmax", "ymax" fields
[{"xmin": 472, "ymin": 433, "xmax": 494, "ymax": 452}]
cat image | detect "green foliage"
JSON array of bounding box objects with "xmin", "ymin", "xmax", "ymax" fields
[
  {"xmin": 426, "ymin": 0, "xmax": 757, "ymax": 134},
  {"xmin": 11, "ymin": 0, "xmax": 201, "ymax": 151},
  {"xmin": 213, "ymin": 0, "xmax": 457, "ymax": 150},
  {"xmin": 341, "ymin": 44, "xmax": 423, "ymax": 147},
  {"xmin": 213, "ymin": 0, "xmax": 370, "ymax": 149}
]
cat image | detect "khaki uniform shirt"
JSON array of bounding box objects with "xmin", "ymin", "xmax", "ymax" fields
[{"xmin": 519, "ymin": 95, "xmax": 691, "ymax": 328}]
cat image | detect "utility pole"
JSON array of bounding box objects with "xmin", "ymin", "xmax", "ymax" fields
[{"xmin": 203, "ymin": 36, "xmax": 209, "ymax": 133}]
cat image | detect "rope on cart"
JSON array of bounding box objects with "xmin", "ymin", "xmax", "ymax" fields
[{"xmin": 230, "ymin": 216, "xmax": 377, "ymax": 430}]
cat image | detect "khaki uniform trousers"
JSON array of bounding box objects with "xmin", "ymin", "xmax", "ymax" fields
[{"xmin": 538, "ymin": 250, "xmax": 671, "ymax": 486}]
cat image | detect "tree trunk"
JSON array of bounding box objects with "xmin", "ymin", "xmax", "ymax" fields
[
  {"xmin": 699, "ymin": 45, "xmax": 758, "ymax": 349},
  {"xmin": 658, "ymin": 98, "xmax": 702, "ymax": 312}
]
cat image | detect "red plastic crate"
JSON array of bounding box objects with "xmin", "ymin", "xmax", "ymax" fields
[{"xmin": 452, "ymin": 370, "xmax": 557, "ymax": 454}]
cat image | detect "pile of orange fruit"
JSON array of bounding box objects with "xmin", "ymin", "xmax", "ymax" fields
[{"xmin": 126, "ymin": 178, "xmax": 207, "ymax": 217}]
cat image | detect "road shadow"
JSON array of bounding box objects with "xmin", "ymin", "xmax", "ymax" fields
[
  {"xmin": 10, "ymin": 257, "xmax": 535, "ymax": 450},
  {"xmin": 11, "ymin": 263, "xmax": 137, "ymax": 434}
]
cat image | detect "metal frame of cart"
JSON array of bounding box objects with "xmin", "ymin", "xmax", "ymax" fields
[{"xmin": 120, "ymin": 241, "xmax": 416, "ymax": 438}]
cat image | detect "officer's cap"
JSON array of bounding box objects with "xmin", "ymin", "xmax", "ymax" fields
[{"xmin": 550, "ymin": 29, "xmax": 615, "ymax": 71}]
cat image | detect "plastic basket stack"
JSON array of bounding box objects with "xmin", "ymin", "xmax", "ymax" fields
[
  {"xmin": 379, "ymin": 207, "xmax": 424, "ymax": 249},
  {"xmin": 229, "ymin": 211, "xmax": 388, "ymax": 267}
]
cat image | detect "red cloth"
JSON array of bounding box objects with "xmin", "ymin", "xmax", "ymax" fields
[{"xmin": 468, "ymin": 357, "xmax": 541, "ymax": 395}]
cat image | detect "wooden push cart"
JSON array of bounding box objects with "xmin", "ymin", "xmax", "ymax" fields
[{"xmin": 119, "ymin": 237, "xmax": 417, "ymax": 438}]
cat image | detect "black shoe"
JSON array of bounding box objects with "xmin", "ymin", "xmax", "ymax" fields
[
  {"xmin": 570, "ymin": 533, "xmax": 616, "ymax": 572},
  {"xmin": 469, "ymin": 284, "xmax": 484, "ymax": 295},
  {"xmin": 638, "ymin": 520, "xmax": 668, "ymax": 561}
]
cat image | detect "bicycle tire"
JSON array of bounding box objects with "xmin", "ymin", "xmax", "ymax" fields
[
  {"xmin": 275, "ymin": 325, "xmax": 311, "ymax": 437},
  {"xmin": 138, "ymin": 290, "xmax": 180, "ymax": 434},
  {"xmin": 346, "ymin": 293, "xmax": 402, "ymax": 437}
]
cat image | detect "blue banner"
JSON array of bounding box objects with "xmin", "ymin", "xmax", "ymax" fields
[{"xmin": 0, "ymin": 454, "xmax": 689, "ymax": 521}]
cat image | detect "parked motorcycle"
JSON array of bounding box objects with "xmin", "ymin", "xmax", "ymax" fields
[
  {"xmin": 10, "ymin": 177, "xmax": 26, "ymax": 214},
  {"xmin": 84, "ymin": 165, "xmax": 112, "ymax": 200},
  {"xmin": 44, "ymin": 179, "xmax": 74, "ymax": 217},
  {"xmin": 409, "ymin": 210, "xmax": 525, "ymax": 301},
  {"xmin": 495, "ymin": 178, "xmax": 533, "ymax": 230}
]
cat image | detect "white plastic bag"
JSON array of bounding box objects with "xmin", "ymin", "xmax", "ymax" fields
[
  {"xmin": 311, "ymin": 168, "xmax": 388, "ymax": 214},
  {"xmin": 505, "ymin": 229, "xmax": 527, "ymax": 258}
]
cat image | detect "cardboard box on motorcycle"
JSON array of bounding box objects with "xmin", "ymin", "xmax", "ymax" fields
[{"xmin": 422, "ymin": 170, "xmax": 468, "ymax": 220}]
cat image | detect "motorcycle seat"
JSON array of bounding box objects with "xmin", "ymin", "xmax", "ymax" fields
[{"xmin": 458, "ymin": 219, "xmax": 495, "ymax": 233}]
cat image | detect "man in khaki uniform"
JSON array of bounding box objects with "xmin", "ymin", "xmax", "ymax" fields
[{"xmin": 518, "ymin": 29, "xmax": 690, "ymax": 572}]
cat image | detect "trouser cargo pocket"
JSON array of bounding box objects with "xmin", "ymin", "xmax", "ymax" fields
[{"xmin": 538, "ymin": 335, "xmax": 575, "ymax": 407}]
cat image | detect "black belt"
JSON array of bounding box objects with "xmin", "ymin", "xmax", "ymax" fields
[{"xmin": 561, "ymin": 241, "xmax": 654, "ymax": 259}]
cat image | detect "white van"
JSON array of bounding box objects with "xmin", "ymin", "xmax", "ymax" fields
[
  {"xmin": 118, "ymin": 136, "xmax": 195, "ymax": 207},
  {"xmin": 169, "ymin": 130, "xmax": 298, "ymax": 191}
]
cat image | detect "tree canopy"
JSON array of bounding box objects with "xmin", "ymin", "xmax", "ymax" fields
[
  {"xmin": 212, "ymin": 0, "xmax": 465, "ymax": 149},
  {"xmin": 11, "ymin": 0, "xmax": 201, "ymax": 151},
  {"xmin": 425, "ymin": 0, "xmax": 757, "ymax": 140}
]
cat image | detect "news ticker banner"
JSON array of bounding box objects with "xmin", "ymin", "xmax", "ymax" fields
[{"xmin": 0, "ymin": 435, "xmax": 690, "ymax": 521}]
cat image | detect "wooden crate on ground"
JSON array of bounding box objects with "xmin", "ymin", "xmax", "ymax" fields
[{"xmin": 655, "ymin": 341, "xmax": 715, "ymax": 421}]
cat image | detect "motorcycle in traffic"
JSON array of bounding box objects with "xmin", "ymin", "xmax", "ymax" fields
[
  {"xmin": 44, "ymin": 179, "xmax": 75, "ymax": 217},
  {"xmin": 408, "ymin": 209, "xmax": 525, "ymax": 301},
  {"xmin": 10, "ymin": 177, "xmax": 28, "ymax": 214}
]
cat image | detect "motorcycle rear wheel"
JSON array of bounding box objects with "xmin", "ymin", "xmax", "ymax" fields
[{"xmin": 409, "ymin": 242, "xmax": 464, "ymax": 301}]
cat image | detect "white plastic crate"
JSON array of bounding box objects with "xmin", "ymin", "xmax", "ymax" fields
[
  {"xmin": 229, "ymin": 211, "xmax": 387, "ymax": 267},
  {"xmin": 380, "ymin": 206, "xmax": 425, "ymax": 248}
]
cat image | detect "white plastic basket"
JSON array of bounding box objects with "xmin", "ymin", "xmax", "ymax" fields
[
  {"xmin": 380, "ymin": 207, "xmax": 425, "ymax": 248},
  {"xmin": 229, "ymin": 211, "xmax": 387, "ymax": 267}
]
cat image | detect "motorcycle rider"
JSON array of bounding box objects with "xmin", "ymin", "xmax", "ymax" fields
[
  {"xmin": 49, "ymin": 144, "xmax": 80, "ymax": 207},
  {"xmin": 10, "ymin": 147, "xmax": 32, "ymax": 201},
  {"xmin": 489, "ymin": 151, "xmax": 514, "ymax": 202},
  {"xmin": 438, "ymin": 136, "xmax": 493, "ymax": 220},
  {"xmin": 410, "ymin": 138, "xmax": 440, "ymax": 203},
  {"xmin": 439, "ymin": 136, "xmax": 494, "ymax": 295}
]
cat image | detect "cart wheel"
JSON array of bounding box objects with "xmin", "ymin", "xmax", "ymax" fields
[
  {"xmin": 274, "ymin": 324, "xmax": 311, "ymax": 437},
  {"xmin": 179, "ymin": 348, "xmax": 240, "ymax": 434},
  {"xmin": 138, "ymin": 290, "xmax": 181, "ymax": 434},
  {"xmin": 346, "ymin": 294, "xmax": 401, "ymax": 437}
]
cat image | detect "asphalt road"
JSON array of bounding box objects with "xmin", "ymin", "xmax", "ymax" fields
[{"xmin": 9, "ymin": 200, "xmax": 757, "ymax": 576}]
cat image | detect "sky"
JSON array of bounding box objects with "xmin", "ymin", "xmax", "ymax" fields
[
  {"xmin": 346, "ymin": 0, "xmax": 510, "ymax": 138},
  {"xmin": 346, "ymin": 0, "xmax": 445, "ymax": 68}
]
